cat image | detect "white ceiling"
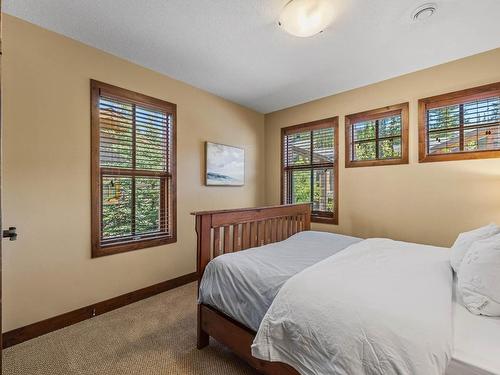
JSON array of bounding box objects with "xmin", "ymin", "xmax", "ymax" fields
[{"xmin": 5, "ymin": 0, "xmax": 500, "ymax": 113}]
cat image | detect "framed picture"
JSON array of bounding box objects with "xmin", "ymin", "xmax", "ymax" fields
[{"xmin": 205, "ymin": 142, "xmax": 245, "ymax": 186}]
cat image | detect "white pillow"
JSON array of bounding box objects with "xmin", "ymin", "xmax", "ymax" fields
[
  {"xmin": 457, "ymin": 233, "xmax": 500, "ymax": 316},
  {"xmin": 450, "ymin": 223, "xmax": 500, "ymax": 273}
]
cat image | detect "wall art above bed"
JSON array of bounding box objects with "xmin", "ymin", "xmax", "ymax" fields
[{"xmin": 205, "ymin": 142, "xmax": 245, "ymax": 186}]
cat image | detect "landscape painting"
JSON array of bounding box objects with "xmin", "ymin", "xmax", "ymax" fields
[{"xmin": 205, "ymin": 142, "xmax": 244, "ymax": 186}]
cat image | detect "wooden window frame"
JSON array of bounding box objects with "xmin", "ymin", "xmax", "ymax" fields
[
  {"xmin": 91, "ymin": 80, "xmax": 177, "ymax": 258},
  {"xmin": 345, "ymin": 102, "xmax": 409, "ymax": 168},
  {"xmin": 418, "ymin": 82, "xmax": 500, "ymax": 163},
  {"xmin": 280, "ymin": 117, "xmax": 339, "ymax": 225}
]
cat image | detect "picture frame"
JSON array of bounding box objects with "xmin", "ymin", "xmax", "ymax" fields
[{"xmin": 205, "ymin": 142, "xmax": 245, "ymax": 186}]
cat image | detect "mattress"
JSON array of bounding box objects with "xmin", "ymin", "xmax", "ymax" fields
[
  {"xmin": 199, "ymin": 230, "xmax": 361, "ymax": 331},
  {"xmin": 446, "ymin": 277, "xmax": 500, "ymax": 375}
]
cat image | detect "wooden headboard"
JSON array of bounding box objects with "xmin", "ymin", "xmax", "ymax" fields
[{"xmin": 191, "ymin": 203, "xmax": 311, "ymax": 282}]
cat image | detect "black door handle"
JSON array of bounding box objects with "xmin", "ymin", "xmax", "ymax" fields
[{"xmin": 3, "ymin": 227, "xmax": 17, "ymax": 241}]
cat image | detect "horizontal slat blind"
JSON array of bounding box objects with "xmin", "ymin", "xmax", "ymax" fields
[
  {"xmin": 427, "ymin": 96, "xmax": 500, "ymax": 154},
  {"xmin": 351, "ymin": 114, "xmax": 402, "ymax": 161},
  {"xmin": 135, "ymin": 106, "xmax": 169, "ymax": 171},
  {"xmin": 100, "ymin": 98, "xmax": 133, "ymax": 168},
  {"xmin": 283, "ymin": 125, "xmax": 335, "ymax": 218},
  {"xmin": 312, "ymin": 127, "xmax": 334, "ymax": 164},
  {"xmin": 283, "ymin": 128, "xmax": 334, "ymax": 168},
  {"xmin": 284, "ymin": 131, "xmax": 311, "ymax": 167},
  {"xmin": 98, "ymin": 93, "xmax": 172, "ymax": 246}
]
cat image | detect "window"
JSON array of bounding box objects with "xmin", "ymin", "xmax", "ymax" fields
[
  {"xmin": 281, "ymin": 117, "xmax": 338, "ymax": 224},
  {"xmin": 419, "ymin": 82, "xmax": 500, "ymax": 162},
  {"xmin": 91, "ymin": 80, "xmax": 176, "ymax": 257},
  {"xmin": 345, "ymin": 103, "xmax": 409, "ymax": 167}
]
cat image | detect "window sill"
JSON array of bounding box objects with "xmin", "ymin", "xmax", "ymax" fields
[
  {"xmin": 419, "ymin": 149, "xmax": 500, "ymax": 163},
  {"xmin": 345, "ymin": 157, "xmax": 408, "ymax": 168},
  {"xmin": 312, "ymin": 215, "xmax": 338, "ymax": 225},
  {"xmin": 92, "ymin": 235, "xmax": 177, "ymax": 258}
]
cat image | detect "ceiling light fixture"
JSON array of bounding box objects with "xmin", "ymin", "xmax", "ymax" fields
[
  {"xmin": 411, "ymin": 3, "xmax": 437, "ymax": 22},
  {"xmin": 279, "ymin": 0, "xmax": 335, "ymax": 38}
]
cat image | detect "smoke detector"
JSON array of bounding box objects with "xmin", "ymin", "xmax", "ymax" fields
[{"xmin": 411, "ymin": 3, "xmax": 437, "ymax": 22}]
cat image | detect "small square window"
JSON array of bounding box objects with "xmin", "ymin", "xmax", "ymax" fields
[{"xmin": 345, "ymin": 103, "xmax": 409, "ymax": 168}]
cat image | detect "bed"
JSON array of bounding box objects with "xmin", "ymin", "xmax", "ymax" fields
[{"xmin": 192, "ymin": 204, "xmax": 500, "ymax": 375}]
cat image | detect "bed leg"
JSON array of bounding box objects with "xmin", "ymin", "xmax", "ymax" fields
[
  {"xmin": 197, "ymin": 329, "xmax": 209, "ymax": 349},
  {"xmin": 197, "ymin": 304, "xmax": 209, "ymax": 349}
]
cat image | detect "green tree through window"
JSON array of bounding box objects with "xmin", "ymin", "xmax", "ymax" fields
[
  {"xmin": 346, "ymin": 103, "xmax": 408, "ymax": 167},
  {"xmin": 419, "ymin": 83, "xmax": 500, "ymax": 162},
  {"xmin": 427, "ymin": 97, "xmax": 500, "ymax": 154}
]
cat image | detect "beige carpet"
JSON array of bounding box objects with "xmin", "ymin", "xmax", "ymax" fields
[{"xmin": 3, "ymin": 283, "xmax": 259, "ymax": 375}]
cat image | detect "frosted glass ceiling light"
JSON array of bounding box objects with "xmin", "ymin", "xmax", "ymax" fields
[{"xmin": 279, "ymin": 0, "xmax": 335, "ymax": 37}]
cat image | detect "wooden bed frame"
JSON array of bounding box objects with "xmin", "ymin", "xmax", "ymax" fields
[{"xmin": 192, "ymin": 203, "xmax": 311, "ymax": 375}]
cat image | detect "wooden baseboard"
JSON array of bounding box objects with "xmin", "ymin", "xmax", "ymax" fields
[{"xmin": 2, "ymin": 272, "xmax": 197, "ymax": 348}]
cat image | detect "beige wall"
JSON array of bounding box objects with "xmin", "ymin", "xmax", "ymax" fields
[
  {"xmin": 265, "ymin": 48, "xmax": 500, "ymax": 247},
  {"xmin": 2, "ymin": 15, "xmax": 265, "ymax": 331}
]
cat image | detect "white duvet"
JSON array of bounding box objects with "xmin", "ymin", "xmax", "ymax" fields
[{"xmin": 251, "ymin": 239, "xmax": 454, "ymax": 375}]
